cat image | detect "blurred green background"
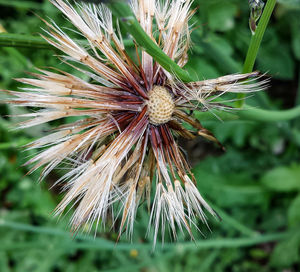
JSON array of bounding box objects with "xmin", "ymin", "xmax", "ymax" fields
[{"xmin": 0, "ymin": 0, "xmax": 300, "ymax": 271}]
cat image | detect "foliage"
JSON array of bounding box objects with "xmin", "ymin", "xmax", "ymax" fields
[{"xmin": 0, "ymin": 0, "xmax": 300, "ymax": 271}]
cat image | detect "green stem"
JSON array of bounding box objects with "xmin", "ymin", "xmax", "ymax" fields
[
  {"xmin": 0, "ymin": 33, "xmax": 54, "ymax": 49},
  {"xmin": 195, "ymin": 104, "xmax": 300, "ymax": 122},
  {"xmin": 183, "ymin": 231, "xmax": 289, "ymax": 250},
  {"xmin": 0, "ymin": 33, "xmax": 133, "ymax": 50},
  {"xmin": 107, "ymin": 2, "xmax": 194, "ymax": 82},
  {"xmin": 237, "ymin": 0, "xmax": 277, "ymax": 107},
  {"xmin": 238, "ymin": 105, "xmax": 300, "ymax": 122},
  {"xmin": 0, "ymin": 220, "xmax": 291, "ymax": 251},
  {"xmin": 243, "ymin": 0, "xmax": 277, "ymax": 73},
  {"xmin": 0, "ymin": 0, "xmax": 43, "ymax": 10}
]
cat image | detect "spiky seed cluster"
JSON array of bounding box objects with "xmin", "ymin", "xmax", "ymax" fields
[
  {"xmin": 147, "ymin": 86, "xmax": 175, "ymax": 125},
  {"xmin": 1, "ymin": 0, "xmax": 268, "ymax": 245}
]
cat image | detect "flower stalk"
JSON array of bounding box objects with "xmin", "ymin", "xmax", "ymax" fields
[
  {"xmin": 0, "ymin": 220, "xmax": 292, "ymax": 251},
  {"xmin": 195, "ymin": 105, "xmax": 300, "ymax": 122},
  {"xmin": 0, "ymin": 33, "xmax": 54, "ymax": 49},
  {"xmin": 236, "ymin": 0, "xmax": 277, "ymax": 107}
]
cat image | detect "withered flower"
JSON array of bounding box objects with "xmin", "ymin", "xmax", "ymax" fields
[{"xmin": 2, "ymin": 0, "xmax": 267, "ymax": 244}]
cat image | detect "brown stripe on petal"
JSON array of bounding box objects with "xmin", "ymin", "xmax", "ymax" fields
[
  {"xmin": 159, "ymin": 124, "xmax": 170, "ymax": 147},
  {"xmin": 154, "ymin": 126, "xmax": 163, "ymax": 148},
  {"xmin": 162, "ymin": 124, "xmax": 187, "ymax": 178},
  {"xmin": 97, "ymin": 42, "xmax": 148, "ymax": 99},
  {"xmin": 40, "ymin": 29, "xmax": 128, "ymax": 88},
  {"xmin": 134, "ymin": 42, "xmax": 148, "ymax": 91},
  {"xmin": 198, "ymin": 128, "xmax": 225, "ymax": 151},
  {"xmin": 149, "ymin": 126, "xmax": 158, "ymax": 150},
  {"xmin": 167, "ymin": 120, "xmax": 196, "ymax": 140},
  {"xmin": 159, "ymin": 127, "xmax": 177, "ymax": 181},
  {"xmin": 22, "ymin": 69, "xmax": 142, "ymax": 101},
  {"xmin": 174, "ymin": 109, "xmax": 202, "ymax": 130},
  {"xmin": 110, "ymin": 35, "xmax": 140, "ymax": 72}
]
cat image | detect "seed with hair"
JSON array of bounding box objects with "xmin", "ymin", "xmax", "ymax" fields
[{"xmin": 147, "ymin": 86, "xmax": 175, "ymax": 125}]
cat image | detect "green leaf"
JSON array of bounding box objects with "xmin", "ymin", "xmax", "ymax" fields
[
  {"xmin": 192, "ymin": 167, "xmax": 267, "ymax": 207},
  {"xmin": 270, "ymin": 232, "xmax": 300, "ymax": 267},
  {"xmin": 288, "ymin": 194, "xmax": 300, "ymax": 226},
  {"xmin": 185, "ymin": 58, "xmax": 220, "ymax": 80},
  {"xmin": 0, "ymin": 252, "xmax": 10, "ymax": 272},
  {"xmin": 207, "ymin": 2, "xmax": 237, "ymax": 32},
  {"xmin": 290, "ymin": 13, "xmax": 300, "ymax": 60},
  {"xmin": 257, "ymin": 36, "xmax": 295, "ymax": 80},
  {"xmin": 200, "ymin": 34, "xmax": 242, "ymax": 74},
  {"xmin": 278, "ymin": 0, "xmax": 300, "ymax": 9},
  {"xmin": 261, "ymin": 165, "xmax": 300, "ymax": 192}
]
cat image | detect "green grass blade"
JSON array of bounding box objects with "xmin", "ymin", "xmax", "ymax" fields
[
  {"xmin": 0, "ymin": 220, "xmax": 291, "ymax": 251},
  {"xmin": 237, "ymin": 0, "xmax": 277, "ymax": 107},
  {"xmin": 195, "ymin": 104, "xmax": 300, "ymax": 122},
  {"xmin": 0, "ymin": 33, "xmax": 133, "ymax": 50},
  {"xmin": 0, "ymin": 33, "xmax": 53, "ymax": 49},
  {"xmin": 0, "ymin": 0, "xmax": 43, "ymax": 10}
]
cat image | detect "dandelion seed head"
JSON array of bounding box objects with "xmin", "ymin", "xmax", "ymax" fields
[{"xmin": 1, "ymin": 0, "xmax": 269, "ymax": 245}]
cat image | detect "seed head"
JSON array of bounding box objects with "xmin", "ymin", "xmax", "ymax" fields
[
  {"xmin": 1, "ymin": 0, "xmax": 268, "ymax": 246},
  {"xmin": 147, "ymin": 86, "xmax": 175, "ymax": 125}
]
